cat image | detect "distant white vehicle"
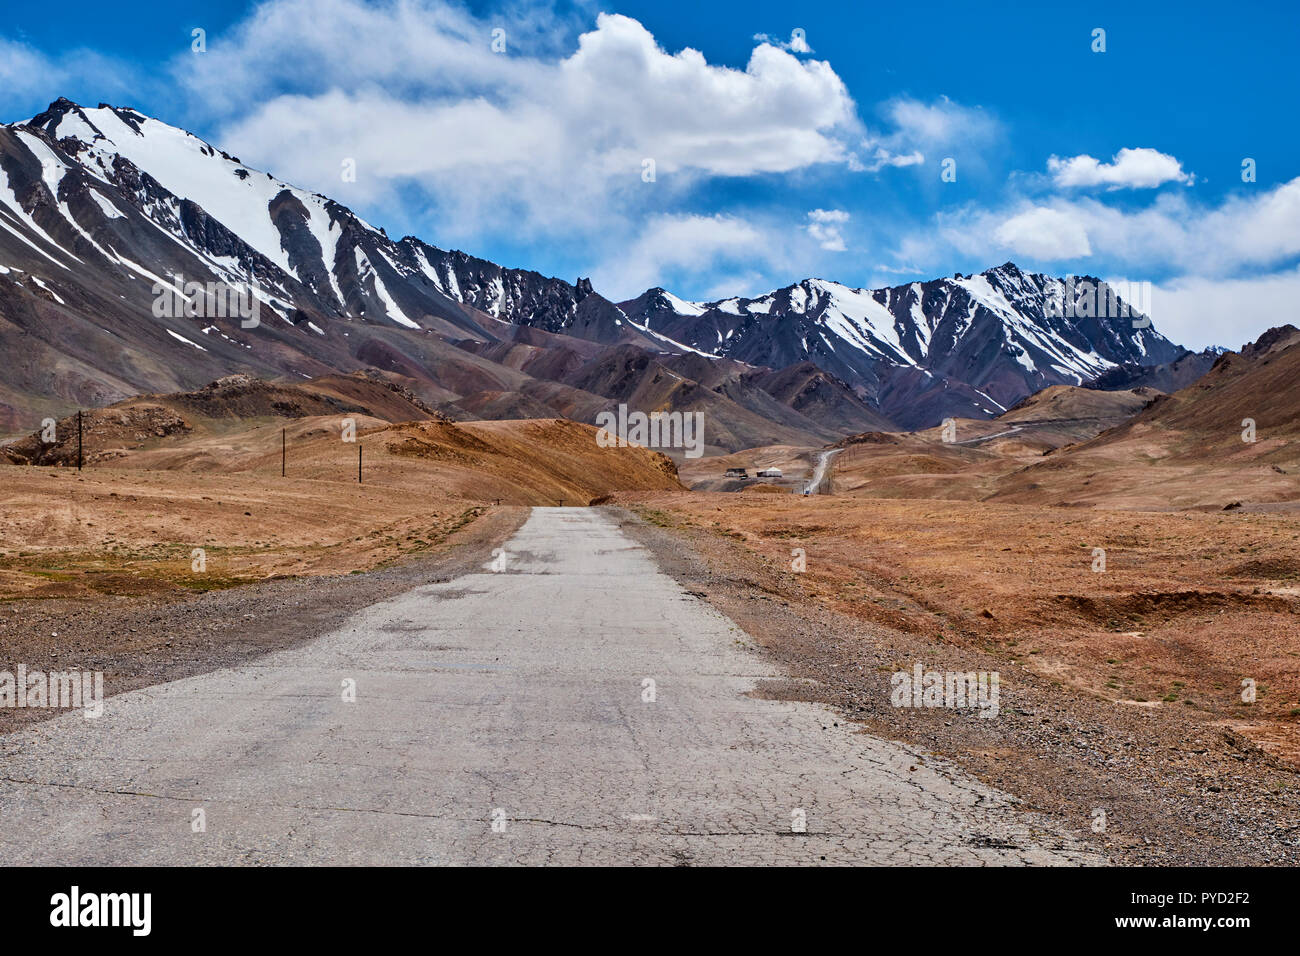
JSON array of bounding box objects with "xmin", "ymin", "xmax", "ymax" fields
[{"xmin": 756, "ymin": 468, "xmax": 783, "ymax": 478}]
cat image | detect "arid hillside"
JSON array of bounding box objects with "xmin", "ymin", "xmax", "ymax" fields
[
  {"xmin": 674, "ymin": 383, "xmax": 1163, "ymax": 498},
  {"xmin": 809, "ymin": 385, "xmax": 1152, "ymax": 501},
  {"xmin": 2, "ymin": 370, "xmax": 440, "ymax": 466},
  {"xmin": 786, "ymin": 329, "xmax": 1298, "ymax": 510},
  {"xmin": 987, "ymin": 326, "xmax": 1300, "ymax": 509},
  {"xmin": 0, "ymin": 374, "xmax": 681, "ymax": 600}
]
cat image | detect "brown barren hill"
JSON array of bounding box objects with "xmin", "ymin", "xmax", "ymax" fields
[
  {"xmin": 989, "ymin": 326, "xmax": 1300, "ymax": 509},
  {"xmin": 0, "ymin": 376, "xmax": 682, "ymax": 599},
  {"xmin": 2, "ymin": 371, "xmax": 435, "ymax": 467},
  {"xmin": 808, "ymin": 386, "xmax": 1156, "ymax": 502}
]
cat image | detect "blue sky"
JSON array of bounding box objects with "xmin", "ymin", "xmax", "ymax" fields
[{"xmin": 2, "ymin": 0, "xmax": 1297, "ymax": 348}]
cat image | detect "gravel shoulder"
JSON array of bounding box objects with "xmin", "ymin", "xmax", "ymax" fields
[
  {"xmin": 614, "ymin": 504, "xmax": 1300, "ymax": 866},
  {"xmin": 0, "ymin": 506, "xmax": 528, "ymax": 736}
]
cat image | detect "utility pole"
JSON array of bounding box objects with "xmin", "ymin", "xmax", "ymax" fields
[
  {"xmin": 282, "ymin": 427, "xmax": 286, "ymax": 477},
  {"xmin": 77, "ymin": 410, "xmax": 82, "ymax": 471},
  {"xmin": 358, "ymin": 444, "xmax": 362, "ymax": 483}
]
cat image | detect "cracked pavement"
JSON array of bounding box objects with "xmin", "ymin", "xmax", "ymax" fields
[{"xmin": 0, "ymin": 507, "xmax": 1103, "ymax": 865}]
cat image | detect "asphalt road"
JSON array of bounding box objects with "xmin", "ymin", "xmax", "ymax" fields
[
  {"xmin": 804, "ymin": 448, "xmax": 842, "ymax": 495},
  {"xmin": 0, "ymin": 508, "xmax": 1101, "ymax": 865}
]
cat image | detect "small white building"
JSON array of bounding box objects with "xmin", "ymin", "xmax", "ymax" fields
[{"xmin": 756, "ymin": 468, "xmax": 783, "ymax": 478}]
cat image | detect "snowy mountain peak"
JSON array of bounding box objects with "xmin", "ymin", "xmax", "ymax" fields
[
  {"xmin": 1, "ymin": 99, "xmax": 1188, "ymax": 432},
  {"xmin": 618, "ymin": 263, "xmax": 1182, "ymax": 427},
  {"xmin": 4, "ymin": 98, "xmax": 682, "ymax": 351}
]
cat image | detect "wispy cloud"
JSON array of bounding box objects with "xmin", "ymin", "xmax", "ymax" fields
[
  {"xmin": 882, "ymin": 96, "xmax": 1000, "ymax": 149},
  {"xmin": 590, "ymin": 213, "xmax": 779, "ymax": 301},
  {"xmin": 993, "ymin": 207, "xmax": 1092, "ymax": 259},
  {"xmin": 0, "ymin": 36, "xmax": 138, "ymax": 118},
  {"xmin": 806, "ymin": 208, "xmax": 849, "ymax": 251},
  {"xmin": 752, "ymin": 29, "xmax": 813, "ymax": 54}
]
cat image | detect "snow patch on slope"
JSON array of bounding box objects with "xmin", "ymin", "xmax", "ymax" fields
[{"xmin": 74, "ymin": 107, "xmax": 298, "ymax": 276}]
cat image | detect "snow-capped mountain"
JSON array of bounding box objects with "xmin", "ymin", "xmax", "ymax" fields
[
  {"xmin": 620, "ymin": 265, "xmax": 1185, "ymax": 427},
  {"xmin": 0, "ymin": 98, "xmax": 1189, "ymax": 436},
  {"xmin": 0, "ymin": 99, "xmax": 887, "ymax": 447},
  {"xmin": 6, "ymin": 98, "xmax": 671, "ymax": 345}
]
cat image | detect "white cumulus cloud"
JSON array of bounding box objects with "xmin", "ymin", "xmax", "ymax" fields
[
  {"xmin": 1048, "ymin": 147, "xmax": 1193, "ymax": 189},
  {"xmin": 926, "ymin": 176, "xmax": 1300, "ymax": 277},
  {"xmin": 178, "ymin": 2, "xmax": 864, "ymax": 244}
]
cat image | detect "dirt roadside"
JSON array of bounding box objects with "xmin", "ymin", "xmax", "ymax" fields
[
  {"xmin": 0, "ymin": 506, "xmax": 528, "ymax": 736},
  {"xmin": 613, "ymin": 504, "xmax": 1300, "ymax": 866}
]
